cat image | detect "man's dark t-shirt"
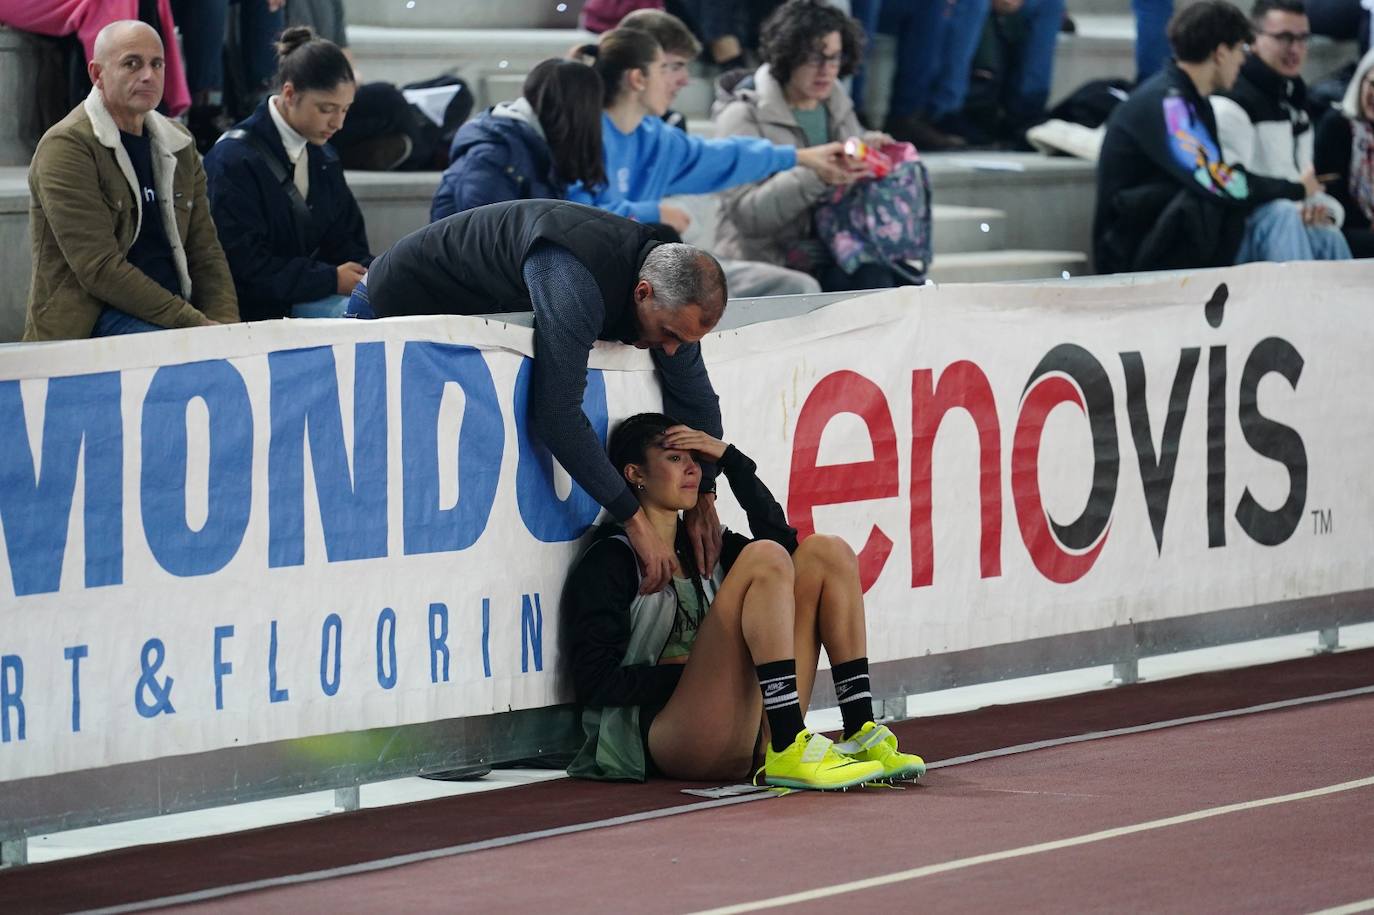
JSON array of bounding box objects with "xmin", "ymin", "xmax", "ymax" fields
[{"xmin": 120, "ymin": 129, "xmax": 180, "ymax": 297}]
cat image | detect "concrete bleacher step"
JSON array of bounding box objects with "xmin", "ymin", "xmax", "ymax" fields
[
  {"xmin": 343, "ymin": 0, "xmax": 586, "ymax": 30},
  {"xmin": 926, "ymin": 249, "xmax": 1089, "ymax": 284},
  {"xmin": 346, "ymin": 25, "xmax": 593, "ymax": 110},
  {"xmin": 931, "ymin": 204, "xmax": 1006, "ymax": 254}
]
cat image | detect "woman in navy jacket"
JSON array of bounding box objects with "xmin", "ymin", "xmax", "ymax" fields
[
  {"xmin": 430, "ymin": 58, "xmax": 607, "ymax": 222},
  {"xmin": 204, "ymin": 26, "xmax": 372, "ymax": 321}
]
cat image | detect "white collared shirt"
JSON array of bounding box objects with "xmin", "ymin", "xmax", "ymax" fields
[{"xmin": 268, "ymin": 95, "xmax": 310, "ymax": 199}]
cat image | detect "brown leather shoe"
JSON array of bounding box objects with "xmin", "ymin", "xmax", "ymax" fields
[{"xmin": 882, "ymin": 113, "xmax": 968, "ymax": 152}]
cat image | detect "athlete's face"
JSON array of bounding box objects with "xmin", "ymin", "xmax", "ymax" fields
[{"xmin": 626, "ymin": 438, "xmax": 701, "ymax": 512}]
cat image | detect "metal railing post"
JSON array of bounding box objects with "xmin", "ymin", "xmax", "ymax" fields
[
  {"xmin": 334, "ymin": 786, "xmax": 360, "ymax": 812},
  {"xmin": 1, "ymin": 838, "xmax": 27, "ymax": 867}
]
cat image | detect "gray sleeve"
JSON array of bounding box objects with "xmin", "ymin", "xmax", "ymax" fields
[
  {"xmin": 652, "ymin": 343, "xmax": 723, "ymax": 491},
  {"xmin": 524, "ymin": 244, "xmax": 642, "ymax": 522}
]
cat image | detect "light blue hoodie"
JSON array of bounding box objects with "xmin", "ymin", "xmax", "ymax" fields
[{"xmin": 567, "ymin": 113, "xmax": 797, "ymax": 222}]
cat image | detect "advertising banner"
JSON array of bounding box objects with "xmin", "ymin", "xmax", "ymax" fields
[{"xmin": 2, "ymin": 262, "xmax": 1370, "ymax": 781}]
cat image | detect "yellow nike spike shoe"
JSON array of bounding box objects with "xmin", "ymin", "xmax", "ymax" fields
[
  {"xmin": 762, "ymin": 730, "xmax": 885, "ymax": 790},
  {"xmin": 833, "ymin": 721, "xmax": 927, "ymax": 781}
]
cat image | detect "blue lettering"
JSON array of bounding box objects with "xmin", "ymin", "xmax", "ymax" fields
[
  {"xmin": 64, "ymin": 644, "xmax": 87, "ymax": 732},
  {"xmin": 376, "ymin": 607, "xmax": 397, "ymax": 689},
  {"xmin": 482, "ymin": 597, "xmax": 491, "ymax": 678},
  {"xmin": 521, "ymin": 593, "xmax": 543, "ymax": 673},
  {"xmin": 400, "ymin": 343, "xmax": 502, "ymax": 555},
  {"xmin": 320, "ymin": 613, "xmax": 342, "ymax": 696},
  {"xmin": 140, "ymin": 361, "xmax": 252, "ymax": 577},
  {"xmin": 134, "ymin": 639, "xmax": 176, "ymax": 717},
  {"xmin": 1, "ymin": 655, "xmax": 24, "ymax": 742},
  {"xmin": 429, "ymin": 602, "xmax": 450, "ymax": 683},
  {"xmin": 213, "ymin": 625, "xmax": 234, "ymax": 710},
  {"xmin": 269, "ymin": 620, "xmax": 289, "ymax": 703},
  {"xmin": 0, "ymin": 373, "xmax": 122, "ymax": 596},
  {"xmin": 513, "ymin": 361, "xmax": 608, "ymax": 542},
  {"xmin": 268, "ymin": 344, "xmax": 388, "ymax": 567}
]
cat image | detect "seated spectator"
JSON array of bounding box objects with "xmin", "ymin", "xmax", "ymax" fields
[
  {"xmin": 714, "ymin": 0, "xmax": 914, "ymax": 291},
  {"xmin": 0, "ymin": 0, "xmax": 191, "ymax": 116},
  {"xmin": 613, "ymin": 8, "xmax": 826, "ymax": 295},
  {"xmin": 963, "ymin": 0, "xmax": 1068, "ymax": 147},
  {"xmin": 172, "ymin": 0, "xmax": 285, "ymax": 152},
  {"xmin": 1212, "ymin": 0, "xmax": 1351, "ymax": 263},
  {"xmin": 1314, "ymin": 47, "xmax": 1374, "ymax": 256},
  {"xmin": 568, "ymin": 27, "xmax": 855, "ymax": 294},
  {"xmin": 23, "ymin": 20, "xmax": 237, "ymax": 341},
  {"xmin": 430, "ymin": 59, "xmax": 606, "ymax": 220},
  {"xmin": 1093, "ymin": 2, "xmax": 1330, "ymax": 274},
  {"xmin": 204, "ymin": 26, "xmax": 371, "ymax": 321}
]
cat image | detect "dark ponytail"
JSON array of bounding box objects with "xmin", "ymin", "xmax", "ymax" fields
[
  {"xmin": 575, "ymin": 27, "xmax": 661, "ymax": 107},
  {"xmin": 524, "ymin": 58, "xmax": 607, "ymax": 190},
  {"xmin": 274, "ymin": 25, "xmax": 354, "ymax": 93}
]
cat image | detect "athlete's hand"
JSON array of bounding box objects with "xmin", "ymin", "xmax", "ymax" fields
[
  {"xmin": 682, "ymin": 491, "xmax": 722, "ymax": 577},
  {"xmin": 624, "ymin": 508, "xmax": 674, "ymax": 594},
  {"xmin": 659, "ymin": 425, "xmax": 727, "ymax": 461}
]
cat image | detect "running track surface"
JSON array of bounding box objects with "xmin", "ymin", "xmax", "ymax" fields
[
  {"xmin": 2, "ymin": 647, "xmax": 1372, "ymax": 913},
  {"xmin": 173, "ymin": 693, "xmax": 1374, "ymax": 914}
]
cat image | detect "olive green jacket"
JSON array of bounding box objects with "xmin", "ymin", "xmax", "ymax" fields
[{"xmin": 24, "ymin": 89, "xmax": 238, "ymax": 340}]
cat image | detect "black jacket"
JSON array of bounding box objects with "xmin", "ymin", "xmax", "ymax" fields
[
  {"xmin": 203, "ymin": 100, "xmax": 372, "ymax": 321},
  {"xmin": 1313, "ymin": 109, "xmax": 1374, "ymax": 257},
  {"xmin": 365, "ymin": 199, "xmax": 655, "ymax": 335},
  {"xmin": 1093, "ymin": 63, "xmax": 1300, "ymax": 274},
  {"xmin": 562, "ymin": 445, "xmax": 799, "ymax": 710}
]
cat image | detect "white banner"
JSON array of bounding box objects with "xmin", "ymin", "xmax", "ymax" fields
[{"xmin": 1, "ymin": 261, "xmax": 1371, "ymax": 781}]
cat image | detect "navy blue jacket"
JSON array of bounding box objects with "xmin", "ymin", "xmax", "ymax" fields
[
  {"xmin": 203, "ymin": 101, "xmax": 372, "ymax": 321},
  {"xmin": 430, "ymin": 108, "xmax": 564, "ymax": 222}
]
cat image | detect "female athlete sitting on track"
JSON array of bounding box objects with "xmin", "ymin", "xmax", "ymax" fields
[{"xmin": 564, "ymin": 413, "xmax": 926, "ymax": 790}]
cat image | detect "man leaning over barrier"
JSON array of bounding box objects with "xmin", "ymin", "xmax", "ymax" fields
[
  {"xmin": 23, "ymin": 20, "xmax": 238, "ymax": 341},
  {"xmin": 353, "ymin": 199, "xmax": 729, "ymax": 594}
]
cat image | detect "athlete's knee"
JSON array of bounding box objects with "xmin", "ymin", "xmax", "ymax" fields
[
  {"xmin": 796, "ymin": 533, "xmax": 858, "ymax": 576},
  {"xmin": 737, "ymin": 539, "xmax": 794, "ymax": 582}
]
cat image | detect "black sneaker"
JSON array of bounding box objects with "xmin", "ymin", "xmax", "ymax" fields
[{"xmin": 882, "ymin": 113, "xmax": 968, "ymax": 151}]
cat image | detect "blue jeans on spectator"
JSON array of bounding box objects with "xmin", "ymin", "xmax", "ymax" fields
[
  {"xmin": 927, "ymin": 0, "xmax": 992, "ymax": 122},
  {"xmin": 345, "ymin": 276, "xmax": 375, "ymax": 319},
  {"xmin": 1006, "ymin": 0, "xmax": 1066, "ymax": 124},
  {"xmin": 1132, "ymin": 0, "xmax": 1174, "ymax": 84},
  {"xmin": 92, "ymin": 308, "xmax": 164, "ymax": 337},
  {"xmin": 290, "ymin": 294, "xmax": 352, "ymax": 318},
  {"xmin": 849, "ymin": 0, "xmax": 882, "ymax": 112},
  {"xmin": 175, "ymin": 0, "xmax": 283, "ymax": 96},
  {"xmin": 877, "ymin": 0, "xmax": 945, "ymax": 119},
  {"xmin": 1233, "ymin": 200, "xmax": 1354, "ymax": 264}
]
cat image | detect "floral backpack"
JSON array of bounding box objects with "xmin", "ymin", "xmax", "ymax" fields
[{"xmin": 813, "ymin": 142, "xmax": 933, "ymax": 280}]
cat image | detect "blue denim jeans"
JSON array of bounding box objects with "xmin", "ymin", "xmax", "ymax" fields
[
  {"xmin": 174, "ymin": 0, "xmax": 284, "ymax": 95},
  {"xmin": 877, "ymin": 0, "xmax": 946, "ymax": 119},
  {"xmin": 1132, "ymin": 0, "xmax": 1174, "ymax": 84},
  {"xmin": 1005, "ymin": 0, "xmax": 1066, "ymax": 123},
  {"xmin": 345, "ymin": 276, "xmax": 375, "ymax": 319},
  {"xmin": 1233, "ymin": 200, "xmax": 1354, "ymax": 264},
  {"xmin": 849, "ymin": 0, "xmax": 883, "ymax": 111},
  {"xmin": 926, "ymin": 0, "xmax": 992, "ymax": 121},
  {"xmin": 290, "ymin": 294, "xmax": 353, "ymax": 319},
  {"xmin": 91, "ymin": 308, "xmax": 164, "ymax": 337}
]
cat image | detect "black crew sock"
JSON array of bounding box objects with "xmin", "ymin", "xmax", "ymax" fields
[
  {"xmin": 832, "ymin": 657, "xmax": 874, "ymax": 737},
  {"xmin": 756, "ymin": 659, "xmax": 806, "ymax": 752}
]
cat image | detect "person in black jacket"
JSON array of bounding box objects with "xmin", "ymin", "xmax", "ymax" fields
[
  {"xmin": 563, "ymin": 413, "xmax": 926, "ymax": 788},
  {"xmin": 1094, "ymin": 2, "xmax": 1325, "ymax": 274},
  {"xmin": 204, "ymin": 26, "xmax": 372, "ymax": 321},
  {"xmin": 1314, "ymin": 47, "xmax": 1374, "ymax": 256}
]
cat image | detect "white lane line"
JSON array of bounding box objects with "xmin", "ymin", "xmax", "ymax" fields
[
  {"xmin": 691, "ymin": 776, "xmax": 1374, "ymax": 915},
  {"xmin": 1309, "ymin": 899, "xmax": 1374, "ymax": 915},
  {"xmin": 89, "ymin": 685, "xmax": 1374, "ymax": 913}
]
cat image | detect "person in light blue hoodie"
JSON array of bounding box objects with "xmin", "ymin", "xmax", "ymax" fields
[{"xmin": 567, "ymin": 27, "xmax": 865, "ymax": 295}]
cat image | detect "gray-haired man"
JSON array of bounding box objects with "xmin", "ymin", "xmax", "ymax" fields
[{"xmin": 358, "ymin": 200, "xmax": 728, "ymax": 593}]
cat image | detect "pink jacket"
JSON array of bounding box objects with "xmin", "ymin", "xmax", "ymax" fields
[{"xmin": 0, "ymin": 0, "xmax": 190, "ymax": 116}]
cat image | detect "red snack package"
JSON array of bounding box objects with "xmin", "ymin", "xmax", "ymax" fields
[{"xmin": 843, "ymin": 137, "xmax": 893, "ymax": 179}]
